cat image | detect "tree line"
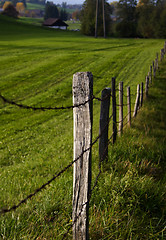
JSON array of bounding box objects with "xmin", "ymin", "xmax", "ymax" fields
[
  {"xmin": 44, "ymin": 1, "xmax": 68, "ymax": 21},
  {"xmin": 80, "ymin": 0, "xmax": 166, "ymax": 38}
]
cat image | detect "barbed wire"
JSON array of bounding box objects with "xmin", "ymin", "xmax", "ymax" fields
[
  {"xmin": 116, "ymin": 88, "xmax": 137, "ymax": 98},
  {"xmin": 0, "ymin": 113, "xmax": 113, "ymax": 215},
  {"xmin": 0, "ymin": 93, "xmax": 111, "ymax": 112},
  {"xmin": 0, "ymin": 93, "xmax": 94, "ymax": 111},
  {"xmin": 116, "ymin": 112, "xmax": 130, "ymax": 124}
]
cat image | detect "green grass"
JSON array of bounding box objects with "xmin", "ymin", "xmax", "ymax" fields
[
  {"xmin": 26, "ymin": 2, "xmax": 45, "ymax": 10},
  {"xmin": 18, "ymin": 17, "xmax": 43, "ymax": 26},
  {"xmin": 66, "ymin": 20, "xmax": 81, "ymax": 30},
  {"xmin": 0, "ymin": 15, "xmax": 165, "ymax": 239}
]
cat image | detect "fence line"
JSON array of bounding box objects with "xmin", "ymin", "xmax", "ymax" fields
[{"xmin": 0, "ymin": 42, "xmax": 165, "ymax": 239}]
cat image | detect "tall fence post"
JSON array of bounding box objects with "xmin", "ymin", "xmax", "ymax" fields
[
  {"xmin": 152, "ymin": 61, "xmax": 156, "ymax": 79},
  {"xmin": 72, "ymin": 72, "xmax": 93, "ymax": 240},
  {"xmin": 133, "ymin": 84, "xmax": 140, "ymax": 118},
  {"xmin": 156, "ymin": 53, "xmax": 159, "ymax": 70},
  {"xmin": 99, "ymin": 88, "xmax": 111, "ymax": 163},
  {"xmin": 119, "ymin": 81, "xmax": 123, "ymax": 136},
  {"xmin": 140, "ymin": 82, "xmax": 143, "ymax": 107},
  {"xmin": 145, "ymin": 76, "xmax": 149, "ymax": 98},
  {"xmin": 127, "ymin": 86, "xmax": 131, "ymax": 127},
  {"xmin": 149, "ymin": 65, "xmax": 152, "ymax": 84},
  {"xmin": 112, "ymin": 77, "xmax": 117, "ymax": 144}
]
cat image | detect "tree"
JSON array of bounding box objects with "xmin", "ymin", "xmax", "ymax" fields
[
  {"xmin": 136, "ymin": 0, "xmax": 155, "ymax": 37},
  {"xmin": 16, "ymin": 2, "xmax": 25, "ymax": 13},
  {"xmin": 3, "ymin": 1, "xmax": 11, "ymax": 9},
  {"xmin": 2, "ymin": 3, "xmax": 19, "ymax": 18},
  {"xmin": 116, "ymin": 0, "xmax": 137, "ymax": 37},
  {"xmin": 62, "ymin": 2, "xmax": 67, "ymax": 9},
  {"xmin": 44, "ymin": 2, "xmax": 59, "ymax": 20},
  {"xmin": 72, "ymin": 9, "xmax": 80, "ymax": 20},
  {"xmin": 60, "ymin": 8, "xmax": 68, "ymax": 21},
  {"xmin": 22, "ymin": 0, "xmax": 27, "ymax": 8},
  {"xmin": 81, "ymin": 0, "xmax": 112, "ymax": 36},
  {"xmin": 12, "ymin": 0, "xmax": 18, "ymax": 7},
  {"xmin": 151, "ymin": 0, "xmax": 166, "ymax": 38}
]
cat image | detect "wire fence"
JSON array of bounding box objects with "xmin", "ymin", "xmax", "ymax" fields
[{"xmin": 0, "ymin": 43, "xmax": 165, "ymax": 239}]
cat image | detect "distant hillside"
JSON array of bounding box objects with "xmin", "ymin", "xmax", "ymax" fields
[{"xmin": 26, "ymin": 2, "xmax": 45, "ymax": 10}]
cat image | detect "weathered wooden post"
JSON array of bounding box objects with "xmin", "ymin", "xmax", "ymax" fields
[
  {"xmin": 72, "ymin": 72, "xmax": 93, "ymax": 240},
  {"xmin": 152, "ymin": 61, "xmax": 155, "ymax": 78},
  {"xmin": 164, "ymin": 42, "xmax": 166, "ymax": 54},
  {"xmin": 160, "ymin": 49, "xmax": 164, "ymax": 62},
  {"xmin": 140, "ymin": 82, "xmax": 143, "ymax": 107},
  {"xmin": 149, "ymin": 65, "xmax": 152, "ymax": 84},
  {"xmin": 133, "ymin": 84, "xmax": 140, "ymax": 117},
  {"xmin": 156, "ymin": 53, "xmax": 159, "ymax": 70},
  {"xmin": 99, "ymin": 88, "xmax": 111, "ymax": 162},
  {"xmin": 119, "ymin": 82, "xmax": 123, "ymax": 136},
  {"xmin": 145, "ymin": 76, "xmax": 148, "ymax": 98},
  {"xmin": 112, "ymin": 77, "xmax": 117, "ymax": 144},
  {"xmin": 127, "ymin": 86, "xmax": 131, "ymax": 127}
]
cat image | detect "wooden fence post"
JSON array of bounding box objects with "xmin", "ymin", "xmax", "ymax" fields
[
  {"xmin": 145, "ymin": 76, "xmax": 149, "ymax": 98},
  {"xmin": 72, "ymin": 72, "xmax": 93, "ymax": 240},
  {"xmin": 160, "ymin": 49, "xmax": 164, "ymax": 62},
  {"xmin": 140, "ymin": 82, "xmax": 143, "ymax": 107},
  {"xmin": 119, "ymin": 81, "xmax": 123, "ymax": 136},
  {"xmin": 152, "ymin": 61, "xmax": 156, "ymax": 79},
  {"xmin": 112, "ymin": 77, "xmax": 117, "ymax": 144},
  {"xmin": 127, "ymin": 86, "xmax": 131, "ymax": 127},
  {"xmin": 99, "ymin": 88, "xmax": 111, "ymax": 163},
  {"xmin": 156, "ymin": 53, "xmax": 159, "ymax": 70},
  {"xmin": 133, "ymin": 84, "xmax": 140, "ymax": 117},
  {"xmin": 149, "ymin": 65, "xmax": 152, "ymax": 84}
]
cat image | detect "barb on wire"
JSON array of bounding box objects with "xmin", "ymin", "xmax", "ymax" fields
[{"xmin": 0, "ymin": 115, "xmax": 110, "ymax": 215}]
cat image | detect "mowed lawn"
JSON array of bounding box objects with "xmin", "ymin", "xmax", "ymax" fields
[{"xmin": 0, "ymin": 15, "xmax": 165, "ymax": 239}]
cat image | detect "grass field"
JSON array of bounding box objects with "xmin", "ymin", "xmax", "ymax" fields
[
  {"xmin": 26, "ymin": 2, "xmax": 45, "ymax": 10},
  {"xmin": 18, "ymin": 17, "xmax": 43, "ymax": 26},
  {"xmin": 0, "ymin": 15, "xmax": 165, "ymax": 239}
]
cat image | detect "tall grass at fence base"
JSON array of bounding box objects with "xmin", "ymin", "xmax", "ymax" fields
[{"xmin": 89, "ymin": 62, "xmax": 166, "ymax": 239}]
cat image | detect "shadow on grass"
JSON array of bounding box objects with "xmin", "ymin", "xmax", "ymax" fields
[{"xmin": 131, "ymin": 62, "xmax": 166, "ymax": 166}]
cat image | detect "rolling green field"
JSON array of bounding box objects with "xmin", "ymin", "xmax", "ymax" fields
[
  {"xmin": 0, "ymin": 15, "xmax": 165, "ymax": 239},
  {"xmin": 26, "ymin": 2, "xmax": 45, "ymax": 10}
]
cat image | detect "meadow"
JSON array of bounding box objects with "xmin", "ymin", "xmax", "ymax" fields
[{"xmin": 0, "ymin": 15, "xmax": 165, "ymax": 239}]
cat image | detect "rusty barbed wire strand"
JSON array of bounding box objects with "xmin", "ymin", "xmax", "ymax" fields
[
  {"xmin": 0, "ymin": 114, "xmax": 113, "ymax": 215},
  {"xmin": 116, "ymin": 103, "xmax": 130, "ymax": 107},
  {"xmin": 0, "ymin": 93, "xmax": 111, "ymax": 111},
  {"xmin": 116, "ymin": 88, "xmax": 137, "ymax": 97},
  {"xmin": 116, "ymin": 112, "xmax": 130, "ymax": 124},
  {"xmin": 0, "ymin": 93, "xmax": 94, "ymax": 111}
]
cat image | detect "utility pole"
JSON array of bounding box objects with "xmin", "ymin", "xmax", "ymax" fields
[
  {"xmin": 102, "ymin": 0, "xmax": 106, "ymax": 38},
  {"xmin": 95, "ymin": 0, "xmax": 99, "ymax": 38}
]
